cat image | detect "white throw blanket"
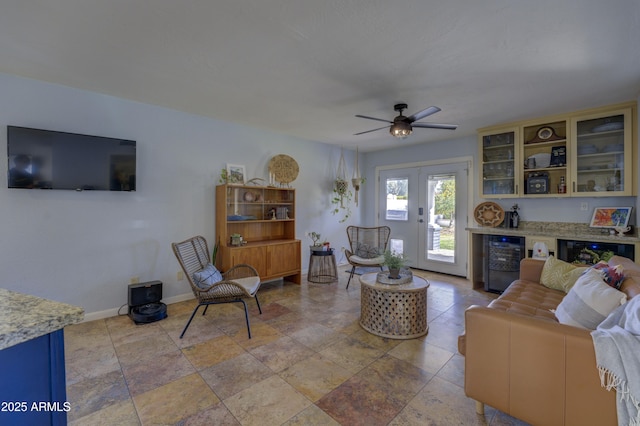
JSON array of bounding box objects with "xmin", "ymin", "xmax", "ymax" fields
[{"xmin": 591, "ymin": 296, "xmax": 640, "ymax": 426}]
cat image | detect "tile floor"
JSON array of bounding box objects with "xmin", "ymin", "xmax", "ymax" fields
[{"xmin": 64, "ymin": 269, "xmax": 530, "ymax": 425}]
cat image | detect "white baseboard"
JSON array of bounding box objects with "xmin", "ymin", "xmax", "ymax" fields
[{"xmin": 81, "ymin": 292, "xmax": 195, "ymax": 323}]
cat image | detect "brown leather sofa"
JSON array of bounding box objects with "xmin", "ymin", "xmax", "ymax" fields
[{"xmin": 458, "ymin": 255, "xmax": 640, "ymax": 426}]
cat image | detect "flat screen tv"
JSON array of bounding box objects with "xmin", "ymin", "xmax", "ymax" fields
[{"xmin": 7, "ymin": 126, "xmax": 136, "ymax": 191}]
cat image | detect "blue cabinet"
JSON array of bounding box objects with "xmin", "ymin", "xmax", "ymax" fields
[{"xmin": 0, "ymin": 329, "xmax": 68, "ymax": 425}]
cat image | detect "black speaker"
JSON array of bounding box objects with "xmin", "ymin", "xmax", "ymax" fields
[{"xmin": 128, "ymin": 281, "xmax": 167, "ymax": 324}]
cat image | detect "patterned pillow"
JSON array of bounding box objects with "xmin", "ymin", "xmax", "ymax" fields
[
  {"xmin": 554, "ymin": 268, "xmax": 627, "ymax": 329},
  {"xmin": 540, "ymin": 256, "xmax": 585, "ymax": 292},
  {"xmin": 355, "ymin": 243, "xmax": 380, "ymax": 259},
  {"xmin": 590, "ymin": 261, "xmax": 625, "ymax": 289},
  {"xmin": 192, "ymin": 263, "xmax": 223, "ymax": 289}
]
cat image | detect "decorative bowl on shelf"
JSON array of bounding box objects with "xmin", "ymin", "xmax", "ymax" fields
[
  {"xmin": 577, "ymin": 145, "xmax": 597, "ymax": 155},
  {"xmin": 591, "ymin": 122, "xmax": 623, "ymax": 133},
  {"xmin": 525, "ymin": 153, "xmax": 551, "ymax": 168},
  {"xmin": 602, "ymin": 144, "xmax": 624, "ymax": 153}
]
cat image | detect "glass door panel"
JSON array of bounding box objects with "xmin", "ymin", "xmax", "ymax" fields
[
  {"xmin": 572, "ymin": 111, "xmax": 630, "ymax": 195},
  {"xmin": 480, "ymin": 130, "xmax": 517, "ymax": 197}
]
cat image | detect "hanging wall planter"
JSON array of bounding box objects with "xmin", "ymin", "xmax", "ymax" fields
[
  {"xmin": 351, "ymin": 146, "xmax": 365, "ymax": 206},
  {"xmin": 331, "ymin": 149, "xmax": 352, "ymax": 222}
]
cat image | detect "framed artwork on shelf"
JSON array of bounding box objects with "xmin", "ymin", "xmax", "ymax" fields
[
  {"xmin": 589, "ymin": 207, "xmax": 632, "ymax": 228},
  {"xmin": 226, "ymin": 164, "xmax": 246, "ymax": 184}
]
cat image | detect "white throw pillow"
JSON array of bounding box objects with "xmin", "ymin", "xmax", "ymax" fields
[
  {"xmin": 554, "ymin": 268, "xmax": 627, "ymax": 330},
  {"xmin": 192, "ymin": 263, "xmax": 223, "ymax": 289}
]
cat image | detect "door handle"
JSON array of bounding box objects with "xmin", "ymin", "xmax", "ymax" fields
[{"xmin": 418, "ymin": 219, "xmax": 424, "ymax": 223}]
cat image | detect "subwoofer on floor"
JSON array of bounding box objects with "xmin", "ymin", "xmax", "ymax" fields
[{"xmin": 128, "ymin": 280, "xmax": 167, "ymax": 324}]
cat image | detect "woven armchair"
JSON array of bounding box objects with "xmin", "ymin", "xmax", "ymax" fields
[
  {"xmin": 345, "ymin": 226, "xmax": 390, "ymax": 289},
  {"xmin": 171, "ymin": 235, "xmax": 262, "ymax": 339}
]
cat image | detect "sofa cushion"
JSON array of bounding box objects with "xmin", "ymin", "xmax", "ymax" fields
[
  {"xmin": 488, "ymin": 280, "xmax": 564, "ymax": 322},
  {"xmin": 540, "ymin": 256, "xmax": 585, "ymax": 292},
  {"xmin": 554, "ymin": 268, "xmax": 627, "ymax": 330}
]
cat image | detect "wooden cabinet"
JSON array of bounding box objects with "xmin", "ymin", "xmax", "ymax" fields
[
  {"xmin": 216, "ymin": 184, "xmax": 301, "ymax": 284},
  {"xmin": 478, "ymin": 102, "xmax": 636, "ymax": 198},
  {"xmin": 0, "ymin": 330, "xmax": 68, "ymax": 425},
  {"xmin": 522, "ymin": 119, "xmax": 568, "ymax": 197},
  {"xmin": 479, "ymin": 127, "xmax": 519, "ymax": 197}
]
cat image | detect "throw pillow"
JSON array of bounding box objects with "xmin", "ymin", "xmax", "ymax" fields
[
  {"xmin": 554, "ymin": 268, "xmax": 627, "ymax": 329},
  {"xmin": 355, "ymin": 243, "xmax": 379, "ymax": 259},
  {"xmin": 192, "ymin": 263, "xmax": 223, "ymax": 289},
  {"xmin": 590, "ymin": 261, "xmax": 625, "ymax": 289},
  {"xmin": 540, "ymin": 256, "xmax": 584, "ymax": 292}
]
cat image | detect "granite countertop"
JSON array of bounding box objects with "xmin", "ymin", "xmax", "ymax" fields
[
  {"xmin": 466, "ymin": 221, "xmax": 640, "ymax": 243},
  {"xmin": 0, "ymin": 288, "xmax": 84, "ymax": 350}
]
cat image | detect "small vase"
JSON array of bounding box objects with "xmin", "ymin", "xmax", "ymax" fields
[{"xmin": 388, "ymin": 268, "xmax": 400, "ymax": 279}]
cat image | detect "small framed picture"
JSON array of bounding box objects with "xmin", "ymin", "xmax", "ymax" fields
[
  {"xmin": 589, "ymin": 207, "xmax": 632, "ymax": 228},
  {"xmin": 226, "ymin": 164, "xmax": 246, "ymax": 184}
]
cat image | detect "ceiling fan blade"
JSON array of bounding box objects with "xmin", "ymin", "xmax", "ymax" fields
[
  {"xmin": 412, "ymin": 122, "xmax": 458, "ymax": 130},
  {"xmin": 354, "ymin": 125, "xmax": 390, "ymax": 135},
  {"xmin": 407, "ymin": 106, "xmax": 441, "ymax": 123},
  {"xmin": 355, "ymin": 114, "xmax": 393, "ymax": 124}
]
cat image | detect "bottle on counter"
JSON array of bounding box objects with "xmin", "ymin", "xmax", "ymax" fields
[{"xmin": 510, "ymin": 204, "xmax": 519, "ymax": 228}]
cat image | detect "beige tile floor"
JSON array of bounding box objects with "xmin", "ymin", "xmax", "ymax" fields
[{"xmin": 64, "ymin": 269, "xmax": 530, "ymax": 425}]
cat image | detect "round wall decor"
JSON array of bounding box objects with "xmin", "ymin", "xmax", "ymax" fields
[
  {"xmin": 474, "ymin": 202, "xmax": 505, "ymax": 227},
  {"xmin": 268, "ymin": 154, "xmax": 299, "ymax": 184}
]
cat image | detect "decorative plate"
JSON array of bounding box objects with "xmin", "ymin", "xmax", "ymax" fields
[
  {"xmin": 268, "ymin": 154, "xmax": 299, "ymax": 184},
  {"xmin": 474, "ymin": 202, "xmax": 505, "ymax": 227}
]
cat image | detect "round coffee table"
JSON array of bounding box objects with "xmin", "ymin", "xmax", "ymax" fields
[{"xmin": 359, "ymin": 272, "xmax": 429, "ymax": 339}]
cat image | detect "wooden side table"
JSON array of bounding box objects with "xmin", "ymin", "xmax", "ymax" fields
[
  {"xmin": 359, "ymin": 272, "xmax": 429, "ymax": 339},
  {"xmin": 308, "ymin": 248, "xmax": 338, "ymax": 283}
]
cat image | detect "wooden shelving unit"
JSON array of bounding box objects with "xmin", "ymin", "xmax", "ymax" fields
[{"xmin": 215, "ymin": 184, "xmax": 301, "ymax": 284}]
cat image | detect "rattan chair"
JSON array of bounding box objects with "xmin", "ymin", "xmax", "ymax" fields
[
  {"xmin": 171, "ymin": 235, "xmax": 262, "ymax": 339},
  {"xmin": 345, "ymin": 226, "xmax": 391, "ymax": 289}
]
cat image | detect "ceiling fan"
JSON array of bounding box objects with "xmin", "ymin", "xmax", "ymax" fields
[{"xmin": 355, "ymin": 103, "xmax": 458, "ymax": 138}]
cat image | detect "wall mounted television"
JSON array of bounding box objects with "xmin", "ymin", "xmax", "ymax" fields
[{"xmin": 7, "ymin": 126, "xmax": 136, "ymax": 191}]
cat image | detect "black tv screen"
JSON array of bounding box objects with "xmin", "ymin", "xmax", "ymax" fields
[{"xmin": 7, "ymin": 126, "xmax": 136, "ymax": 191}]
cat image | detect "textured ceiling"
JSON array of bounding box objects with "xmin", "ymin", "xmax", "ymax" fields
[{"xmin": 0, "ymin": 1, "xmax": 639, "ymax": 151}]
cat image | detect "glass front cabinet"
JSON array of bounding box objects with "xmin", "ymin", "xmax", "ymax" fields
[
  {"xmin": 570, "ymin": 107, "xmax": 633, "ymax": 196},
  {"xmin": 479, "ymin": 128, "xmax": 518, "ymax": 197},
  {"xmin": 478, "ymin": 102, "xmax": 636, "ymax": 199}
]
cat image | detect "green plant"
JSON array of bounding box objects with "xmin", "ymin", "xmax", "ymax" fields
[
  {"xmin": 434, "ymin": 178, "xmax": 455, "ymax": 220},
  {"xmin": 308, "ymin": 231, "xmax": 322, "ymax": 246},
  {"xmin": 383, "ymin": 250, "xmax": 409, "ymax": 270},
  {"xmin": 212, "ymin": 237, "xmax": 220, "ymax": 264},
  {"xmin": 331, "ymin": 178, "xmax": 352, "ymax": 223},
  {"xmin": 218, "ymin": 168, "xmax": 228, "ymax": 184}
]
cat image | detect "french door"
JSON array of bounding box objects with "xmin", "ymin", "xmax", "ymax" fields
[{"xmin": 377, "ymin": 160, "xmax": 470, "ymax": 277}]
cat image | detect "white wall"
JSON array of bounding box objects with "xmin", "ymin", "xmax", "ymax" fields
[{"xmin": 0, "ymin": 73, "xmax": 360, "ymax": 318}]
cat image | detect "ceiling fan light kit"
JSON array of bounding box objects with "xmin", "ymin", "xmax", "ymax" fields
[
  {"xmin": 355, "ymin": 103, "xmax": 458, "ymax": 138},
  {"xmin": 390, "ymin": 120, "xmax": 412, "ymax": 138}
]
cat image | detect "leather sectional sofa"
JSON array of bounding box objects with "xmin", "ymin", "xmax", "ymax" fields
[{"xmin": 458, "ymin": 255, "xmax": 640, "ymax": 425}]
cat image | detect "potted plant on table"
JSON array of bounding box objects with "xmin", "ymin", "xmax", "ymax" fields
[
  {"xmin": 308, "ymin": 231, "xmax": 326, "ymax": 253},
  {"xmin": 383, "ymin": 250, "xmax": 410, "ymax": 279}
]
